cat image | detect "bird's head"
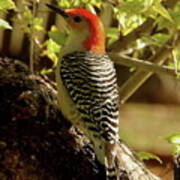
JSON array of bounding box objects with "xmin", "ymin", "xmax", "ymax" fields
[{"xmin": 47, "ymin": 4, "xmax": 105, "ymax": 54}]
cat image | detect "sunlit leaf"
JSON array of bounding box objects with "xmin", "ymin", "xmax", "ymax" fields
[
  {"xmin": 119, "ymin": 0, "xmax": 155, "ymax": 15},
  {"xmin": 0, "ymin": 18, "xmax": 12, "ymax": 29},
  {"xmin": 84, "ymin": 0, "xmax": 102, "ymax": 8},
  {"xmin": 136, "ymin": 152, "xmax": 163, "ymax": 164},
  {"xmin": 42, "ymin": 39, "xmax": 61, "ymax": 66},
  {"xmin": 119, "ymin": 1, "xmax": 144, "ymax": 15},
  {"xmin": 174, "ymin": 145, "xmax": 180, "ymax": 154},
  {"xmin": 141, "ymin": 33, "xmax": 170, "ymax": 47},
  {"xmin": 40, "ymin": 68, "xmax": 53, "ymax": 75},
  {"xmin": 32, "ymin": 18, "xmax": 44, "ymax": 31},
  {"xmin": 152, "ymin": 2, "xmax": 173, "ymax": 22},
  {"xmin": 48, "ymin": 26, "xmax": 68, "ymax": 45},
  {"xmin": 20, "ymin": 7, "xmax": 44, "ymax": 33},
  {"xmin": 58, "ymin": 0, "xmax": 74, "ymax": 8},
  {"xmin": 164, "ymin": 133, "xmax": 180, "ymax": 154},
  {"xmin": 165, "ymin": 133, "xmax": 180, "ymax": 144},
  {"xmin": 107, "ymin": 27, "xmax": 119, "ymax": 45},
  {"xmin": 0, "ymin": 0, "xmax": 15, "ymax": 11}
]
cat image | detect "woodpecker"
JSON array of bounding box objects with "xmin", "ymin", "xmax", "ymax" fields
[{"xmin": 47, "ymin": 4, "xmax": 160, "ymax": 180}]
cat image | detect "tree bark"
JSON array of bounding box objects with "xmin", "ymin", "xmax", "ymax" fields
[
  {"xmin": 0, "ymin": 57, "xmax": 160, "ymax": 180},
  {"xmin": 174, "ymin": 154, "xmax": 180, "ymax": 180}
]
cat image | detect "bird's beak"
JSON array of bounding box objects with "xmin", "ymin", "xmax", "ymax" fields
[{"xmin": 46, "ymin": 4, "xmax": 68, "ymax": 18}]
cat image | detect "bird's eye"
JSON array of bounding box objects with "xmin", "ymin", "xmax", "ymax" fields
[{"xmin": 73, "ymin": 16, "xmax": 82, "ymax": 23}]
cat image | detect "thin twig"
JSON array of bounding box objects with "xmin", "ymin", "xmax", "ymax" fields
[{"xmin": 109, "ymin": 53, "xmax": 179, "ymax": 77}]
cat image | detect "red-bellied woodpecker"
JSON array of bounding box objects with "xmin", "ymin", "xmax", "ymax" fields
[{"xmin": 47, "ymin": 4, "xmax": 161, "ymax": 180}]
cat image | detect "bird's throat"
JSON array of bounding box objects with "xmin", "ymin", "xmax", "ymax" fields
[{"xmin": 62, "ymin": 19, "xmax": 105, "ymax": 56}]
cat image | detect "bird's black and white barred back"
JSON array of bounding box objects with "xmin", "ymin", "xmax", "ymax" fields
[
  {"xmin": 61, "ymin": 51, "xmax": 119, "ymax": 143},
  {"xmin": 60, "ymin": 51, "xmax": 120, "ymax": 179}
]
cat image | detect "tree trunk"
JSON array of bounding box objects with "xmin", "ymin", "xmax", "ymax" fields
[{"xmin": 0, "ymin": 57, "xmax": 160, "ymax": 180}]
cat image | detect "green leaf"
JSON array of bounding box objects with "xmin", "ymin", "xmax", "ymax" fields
[
  {"xmin": 107, "ymin": 27, "xmax": 119, "ymax": 45},
  {"xmin": 136, "ymin": 152, "xmax": 163, "ymax": 164},
  {"xmin": 164, "ymin": 133, "xmax": 180, "ymax": 154},
  {"xmin": 174, "ymin": 145, "xmax": 180, "ymax": 154},
  {"xmin": 152, "ymin": 2, "xmax": 173, "ymax": 22},
  {"xmin": 40, "ymin": 68, "xmax": 53, "ymax": 75},
  {"xmin": 84, "ymin": 0, "xmax": 102, "ymax": 8},
  {"xmin": 48, "ymin": 26, "xmax": 68, "ymax": 45},
  {"xmin": 0, "ymin": 0, "xmax": 15, "ymax": 11},
  {"xmin": 118, "ymin": 0, "xmax": 155, "ymax": 15},
  {"xmin": 107, "ymin": 27, "xmax": 119, "ymax": 38},
  {"xmin": 157, "ymin": 8, "xmax": 180, "ymax": 30},
  {"xmin": 58, "ymin": 0, "xmax": 71, "ymax": 8},
  {"xmin": 141, "ymin": 33, "xmax": 170, "ymax": 47},
  {"xmin": 119, "ymin": 1, "xmax": 144, "ymax": 15},
  {"xmin": 0, "ymin": 18, "xmax": 12, "ymax": 29},
  {"xmin": 20, "ymin": 7, "xmax": 33, "ymax": 33},
  {"xmin": 42, "ymin": 39, "xmax": 61, "ymax": 65},
  {"xmin": 20, "ymin": 7, "xmax": 44, "ymax": 33},
  {"xmin": 32, "ymin": 17, "xmax": 44, "ymax": 31},
  {"xmin": 165, "ymin": 133, "xmax": 180, "ymax": 144}
]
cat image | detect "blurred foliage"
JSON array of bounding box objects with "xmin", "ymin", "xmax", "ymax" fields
[
  {"xmin": 107, "ymin": 27, "xmax": 120, "ymax": 45},
  {"xmin": 19, "ymin": 7, "xmax": 44, "ymax": 34},
  {"xmin": 57, "ymin": 0, "xmax": 103, "ymax": 8},
  {"xmin": 48, "ymin": 26, "xmax": 67, "ymax": 46},
  {"xmin": 140, "ymin": 33, "xmax": 171, "ymax": 47},
  {"xmin": 0, "ymin": 0, "xmax": 15, "ymax": 29},
  {"xmin": 136, "ymin": 151, "xmax": 163, "ymax": 164},
  {"xmin": 1, "ymin": 0, "xmax": 180, "ymax": 72},
  {"xmin": 0, "ymin": 19, "xmax": 12, "ymax": 29},
  {"xmin": 114, "ymin": 0, "xmax": 172, "ymax": 35},
  {"xmin": 157, "ymin": 2, "xmax": 180, "ymax": 30},
  {"xmin": 165, "ymin": 133, "xmax": 180, "ymax": 154},
  {"xmin": 41, "ymin": 27, "xmax": 62, "ymax": 68},
  {"xmin": 14, "ymin": 2, "xmax": 44, "ymax": 37},
  {"xmin": 0, "ymin": 0, "xmax": 15, "ymax": 10}
]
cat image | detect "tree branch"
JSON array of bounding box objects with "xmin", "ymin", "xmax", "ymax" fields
[
  {"xmin": 119, "ymin": 34, "xmax": 180, "ymax": 104},
  {"xmin": 109, "ymin": 53, "xmax": 178, "ymax": 77}
]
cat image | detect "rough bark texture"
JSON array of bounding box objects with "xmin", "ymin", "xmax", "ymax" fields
[
  {"xmin": 174, "ymin": 154, "xmax": 180, "ymax": 180},
  {"xmin": 0, "ymin": 57, "xmax": 105, "ymax": 180},
  {"xmin": 0, "ymin": 57, "xmax": 159, "ymax": 180}
]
